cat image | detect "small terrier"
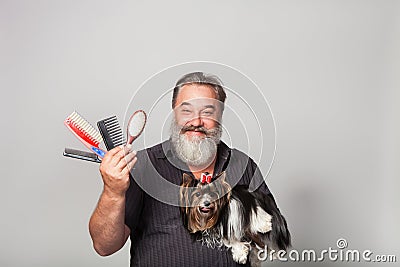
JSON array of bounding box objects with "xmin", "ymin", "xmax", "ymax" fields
[{"xmin": 180, "ymin": 172, "xmax": 291, "ymax": 266}]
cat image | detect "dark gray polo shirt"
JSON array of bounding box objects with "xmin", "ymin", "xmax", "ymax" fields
[{"xmin": 125, "ymin": 140, "xmax": 273, "ymax": 267}]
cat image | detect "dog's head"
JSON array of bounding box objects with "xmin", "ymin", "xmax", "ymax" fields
[{"xmin": 179, "ymin": 171, "xmax": 231, "ymax": 233}]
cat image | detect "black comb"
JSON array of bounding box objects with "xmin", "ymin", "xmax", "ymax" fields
[
  {"xmin": 97, "ymin": 116, "xmax": 125, "ymax": 150},
  {"xmin": 63, "ymin": 148, "xmax": 101, "ymax": 163}
]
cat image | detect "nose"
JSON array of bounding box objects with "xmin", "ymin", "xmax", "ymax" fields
[
  {"xmin": 188, "ymin": 116, "xmax": 203, "ymax": 127},
  {"xmin": 204, "ymin": 201, "xmax": 210, "ymax": 207}
]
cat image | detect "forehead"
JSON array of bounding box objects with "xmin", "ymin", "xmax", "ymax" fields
[{"xmin": 175, "ymin": 84, "xmax": 217, "ymax": 107}]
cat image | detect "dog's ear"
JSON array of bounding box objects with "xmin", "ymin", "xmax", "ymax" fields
[
  {"xmin": 215, "ymin": 171, "xmax": 227, "ymax": 182},
  {"xmin": 182, "ymin": 173, "xmax": 193, "ymax": 187},
  {"xmin": 180, "ymin": 173, "xmax": 193, "ymax": 217},
  {"xmin": 214, "ymin": 171, "xmax": 231, "ymax": 199}
]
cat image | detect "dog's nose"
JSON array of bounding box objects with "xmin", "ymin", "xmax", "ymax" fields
[{"xmin": 204, "ymin": 201, "xmax": 210, "ymax": 207}]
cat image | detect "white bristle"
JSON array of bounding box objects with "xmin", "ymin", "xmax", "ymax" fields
[{"xmin": 66, "ymin": 111, "xmax": 102, "ymax": 144}]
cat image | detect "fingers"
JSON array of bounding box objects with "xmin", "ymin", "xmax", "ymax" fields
[
  {"xmin": 103, "ymin": 145, "xmax": 132, "ymax": 166},
  {"xmin": 99, "ymin": 145, "xmax": 137, "ymax": 175},
  {"xmin": 116, "ymin": 150, "xmax": 137, "ymax": 170},
  {"xmin": 105, "ymin": 145, "xmax": 124, "ymax": 158},
  {"xmin": 121, "ymin": 157, "xmax": 137, "ymax": 176},
  {"xmin": 100, "ymin": 146, "xmax": 123, "ymax": 167},
  {"xmin": 122, "ymin": 156, "xmax": 137, "ymax": 176}
]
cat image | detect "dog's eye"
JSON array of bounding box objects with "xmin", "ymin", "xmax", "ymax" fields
[
  {"xmin": 209, "ymin": 192, "xmax": 218, "ymax": 199},
  {"xmin": 195, "ymin": 192, "xmax": 201, "ymax": 197}
]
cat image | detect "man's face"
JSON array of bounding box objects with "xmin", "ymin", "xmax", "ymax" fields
[
  {"xmin": 170, "ymin": 83, "xmax": 223, "ymax": 168},
  {"xmin": 173, "ymin": 84, "xmax": 222, "ymax": 139}
]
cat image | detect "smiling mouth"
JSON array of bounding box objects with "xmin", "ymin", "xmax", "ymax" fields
[{"xmin": 185, "ymin": 129, "xmax": 206, "ymax": 135}]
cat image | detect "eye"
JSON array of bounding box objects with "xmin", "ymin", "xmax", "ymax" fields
[
  {"xmin": 195, "ymin": 192, "xmax": 201, "ymax": 197},
  {"xmin": 201, "ymin": 109, "xmax": 214, "ymax": 116},
  {"xmin": 209, "ymin": 192, "xmax": 218, "ymax": 199},
  {"xmin": 182, "ymin": 109, "xmax": 192, "ymax": 114}
]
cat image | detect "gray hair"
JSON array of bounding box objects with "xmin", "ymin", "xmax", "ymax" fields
[{"xmin": 172, "ymin": 72, "xmax": 227, "ymax": 110}]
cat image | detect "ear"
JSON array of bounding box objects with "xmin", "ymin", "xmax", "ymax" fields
[
  {"xmin": 216, "ymin": 171, "xmax": 226, "ymax": 183},
  {"xmin": 182, "ymin": 173, "xmax": 193, "ymax": 187},
  {"xmin": 180, "ymin": 173, "xmax": 193, "ymax": 215},
  {"xmin": 214, "ymin": 171, "xmax": 231, "ymax": 199},
  {"xmin": 179, "ymin": 184, "xmax": 190, "ymax": 216}
]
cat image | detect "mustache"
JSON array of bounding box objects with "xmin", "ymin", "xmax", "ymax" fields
[{"xmin": 181, "ymin": 125, "xmax": 210, "ymax": 134}]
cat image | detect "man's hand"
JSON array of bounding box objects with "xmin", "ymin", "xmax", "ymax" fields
[{"xmin": 99, "ymin": 145, "xmax": 137, "ymax": 198}]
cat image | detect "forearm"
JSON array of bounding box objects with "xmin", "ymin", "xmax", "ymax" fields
[{"xmin": 89, "ymin": 189, "xmax": 128, "ymax": 256}]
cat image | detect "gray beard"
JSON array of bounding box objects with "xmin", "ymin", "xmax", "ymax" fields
[{"xmin": 170, "ymin": 119, "xmax": 222, "ymax": 169}]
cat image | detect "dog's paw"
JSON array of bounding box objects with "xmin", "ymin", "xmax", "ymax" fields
[
  {"xmin": 233, "ymin": 253, "xmax": 248, "ymax": 264},
  {"xmin": 231, "ymin": 242, "xmax": 250, "ymax": 264},
  {"xmin": 251, "ymin": 207, "xmax": 272, "ymax": 233}
]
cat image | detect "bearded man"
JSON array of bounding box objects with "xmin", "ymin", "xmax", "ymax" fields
[{"xmin": 89, "ymin": 72, "xmax": 278, "ymax": 266}]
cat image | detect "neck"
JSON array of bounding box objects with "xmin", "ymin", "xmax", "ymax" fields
[{"xmin": 189, "ymin": 157, "xmax": 216, "ymax": 179}]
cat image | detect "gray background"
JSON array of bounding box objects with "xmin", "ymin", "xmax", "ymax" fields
[{"xmin": 1, "ymin": 0, "xmax": 399, "ymax": 266}]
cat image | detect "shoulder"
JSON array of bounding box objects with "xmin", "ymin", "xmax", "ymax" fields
[
  {"xmin": 218, "ymin": 141, "xmax": 254, "ymax": 163},
  {"xmin": 228, "ymin": 146, "xmax": 256, "ymax": 167},
  {"xmin": 145, "ymin": 140, "xmax": 167, "ymax": 152},
  {"xmin": 143, "ymin": 140, "xmax": 170, "ymax": 158},
  {"xmin": 130, "ymin": 141, "xmax": 169, "ymax": 180}
]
